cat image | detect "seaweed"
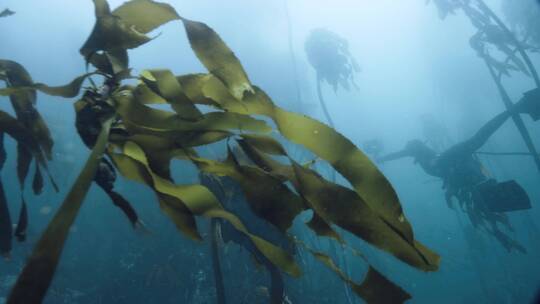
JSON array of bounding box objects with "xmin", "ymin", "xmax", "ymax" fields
[
  {"xmin": 305, "ymin": 29, "xmax": 359, "ymax": 128},
  {"xmin": 0, "ymin": 9, "xmax": 15, "ymax": 18},
  {"xmin": 1, "ymin": 1, "xmax": 439, "ymax": 303}
]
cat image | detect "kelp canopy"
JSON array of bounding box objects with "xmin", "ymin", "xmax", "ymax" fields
[{"xmin": 1, "ymin": 1, "xmax": 439, "ymax": 303}]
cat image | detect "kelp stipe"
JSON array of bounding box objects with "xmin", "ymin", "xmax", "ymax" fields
[{"xmin": 1, "ymin": 1, "xmax": 439, "ymax": 303}]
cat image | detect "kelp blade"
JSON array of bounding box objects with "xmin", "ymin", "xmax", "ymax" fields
[{"xmin": 7, "ymin": 118, "xmax": 112, "ymax": 304}]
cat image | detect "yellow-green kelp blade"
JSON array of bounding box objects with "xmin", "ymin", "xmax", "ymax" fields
[{"xmin": 7, "ymin": 118, "xmax": 112, "ymax": 304}]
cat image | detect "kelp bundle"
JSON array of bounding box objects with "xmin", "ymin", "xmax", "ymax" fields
[
  {"xmin": 2, "ymin": 1, "xmax": 439, "ymax": 303},
  {"xmin": 0, "ymin": 60, "xmax": 57, "ymax": 257}
]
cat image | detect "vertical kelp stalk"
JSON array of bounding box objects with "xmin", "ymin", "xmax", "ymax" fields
[
  {"xmin": 210, "ymin": 219, "xmax": 227, "ymax": 304},
  {"xmin": 483, "ymin": 57, "xmax": 540, "ymax": 171},
  {"xmin": 7, "ymin": 118, "xmax": 112, "ymax": 304},
  {"xmin": 283, "ymin": 0, "xmax": 303, "ymax": 111},
  {"xmin": 316, "ymin": 74, "xmax": 335, "ymax": 128},
  {"xmin": 0, "ymin": 179, "xmax": 12, "ymax": 258},
  {"xmin": 0, "ymin": 132, "xmax": 12, "ymax": 258},
  {"xmin": 476, "ymin": 0, "xmax": 540, "ymax": 86},
  {"xmin": 459, "ymin": 2, "xmax": 540, "ymax": 173}
]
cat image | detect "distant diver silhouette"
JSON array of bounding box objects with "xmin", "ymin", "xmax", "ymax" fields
[{"xmin": 378, "ymin": 88, "xmax": 540, "ymax": 253}]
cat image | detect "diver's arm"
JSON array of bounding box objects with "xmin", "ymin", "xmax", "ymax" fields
[
  {"xmin": 450, "ymin": 89, "xmax": 539, "ymax": 156},
  {"xmin": 377, "ymin": 149, "xmax": 410, "ymax": 163}
]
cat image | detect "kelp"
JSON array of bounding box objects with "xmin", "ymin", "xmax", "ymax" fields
[
  {"xmin": 2, "ymin": 1, "xmax": 439, "ymax": 303},
  {"xmin": 0, "ymin": 8, "xmax": 15, "ymax": 18},
  {"xmin": 0, "ymin": 60, "xmax": 57, "ymax": 257},
  {"xmin": 304, "ymin": 28, "xmax": 359, "ymax": 128}
]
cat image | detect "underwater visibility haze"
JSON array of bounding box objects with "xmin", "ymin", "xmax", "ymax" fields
[{"xmin": 0, "ymin": 0, "xmax": 540, "ymax": 303}]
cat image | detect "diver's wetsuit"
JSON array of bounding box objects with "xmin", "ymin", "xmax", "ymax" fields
[
  {"xmin": 75, "ymin": 84, "xmax": 141, "ymax": 228},
  {"xmin": 379, "ymin": 92, "xmax": 538, "ymax": 252}
]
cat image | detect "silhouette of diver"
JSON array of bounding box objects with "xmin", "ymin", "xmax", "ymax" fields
[{"xmin": 378, "ymin": 88, "xmax": 540, "ymax": 253}]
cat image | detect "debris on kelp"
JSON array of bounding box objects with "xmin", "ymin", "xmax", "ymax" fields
[{"xmin": 1, "ymin": 1, "xmax": 439, "ymax": 303}]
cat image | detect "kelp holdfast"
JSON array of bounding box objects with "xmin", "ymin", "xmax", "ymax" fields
[{"xmin": 474, "ymin": 179, "xmax": 532, "ymax": 213}]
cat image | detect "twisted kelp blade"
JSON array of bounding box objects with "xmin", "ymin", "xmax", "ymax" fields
[
  {"xmin": 112, "ymin": 0, "xmax": 180, "ymax": 34},
  {"xmin": 181, "ymin": 19, "xmax": 254, "ymax": 100},
  {"xmin": 109, "ymin": 144, "xmax": 202, "ymax": 240},
  {"xmin": 307, "ymin": 248, "xmax": 411, "ymax": 304},
  {"xmin": 0, "ymin": 73, "xmax": 96, "ymax": 98},
  {"xmin": 0, "ymin": 111, "xmax": 47, "ymax": 167},
  {"xmin": 113, "ymin": 89, "xmax": 271, "ymax": 134},
  {"xmin": 140, "ymin": 69, "xmax": 202, "ymax": 120},
  {"xmin": 111, "ymin": 141, "xmax": 301, "ymax": 277},
  {"xmin": 291, "ymin": 162, "xmax": 439, "ymax": 271},
  {"xmin": 80, "ymin": 0, "xmax": 150, "ymax": 59},
  {"xmin": 7, "ymin": 118, "xmax": 112, "ymax": 304},
  {"xmin": 235, "ymin": 133, "xmax": 439, "ymax": 270},
  {"xmin": 0, "ymin": 60, "xmax": 54, "ymax": 159}
]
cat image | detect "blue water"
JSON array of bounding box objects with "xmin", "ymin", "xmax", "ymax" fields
[{"xmin": 1, "ymin": 0, "xmax": 540, "ymax": 303}]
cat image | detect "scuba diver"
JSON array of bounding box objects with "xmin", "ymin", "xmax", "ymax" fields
[
  {"xmin": 75, "ymin": 79, "xmax": 144, "ymax": 230},
  {"xmin": 377, "ymin": 88, "xmax": 540, "ymax": 253}
]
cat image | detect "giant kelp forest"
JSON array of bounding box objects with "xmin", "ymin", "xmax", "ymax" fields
[{"xmin": 1, "ymin": 0, "xmax": 540, "ymax": 303}]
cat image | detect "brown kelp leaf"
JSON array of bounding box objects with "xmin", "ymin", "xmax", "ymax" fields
[
  {"xmin": 355, "ymin": 267, "xmax": 412, "ymax": 304},
  {"xmin": 32, "ymin": 163, "xmax": 44, "ymax": 195},
  {"xmin": 110, "ymin": 147, "xmax": 201, "ymax": 239},
  {"xmin": 112, "ymin": 0, "xmax": 180, "ymax": 34},
  {"xmin": 239, "ymin": 134, "xmax": 287, "ymax": 156},
  {"xmin": 113, "ymin": 141, "xmax": 301, "ymax": 276},
  {"xmin": 291, "ymin": 162, "xmax": 439, "ymax": 271},
  {"xmin": 0, "ymin": 111, "xmax": 47, "ymax": 167},
  {"xmin": 7, "ymin": 118, "xmax": 113, "ymax": 304},
  {"xmin": 0, "ymin": 73, "xmax": 95, "ymax": 98},
  {"xmin": 181, "ymin": 18, "xmax": 254, "ymax": 100},
  {"xmin": 14, "ymin": 199, "xmax": 28, "ymax": 242},
  {"xmin": 133, "ymin": 83, "xmax": 167, "ymax": 104},
  {"xmin": 0, "ymin": 60, "xmax": 54, "ymax": 159},
  {"xmin": 140, "ymin": 69, "xmax": 202, "ymax": 120}
]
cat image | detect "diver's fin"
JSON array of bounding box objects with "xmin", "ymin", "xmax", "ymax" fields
[
  {"xmin": 476, "ymin": 180, "xmax": 531, "ymax": 213},
  {"xmin": 520, "ymin": 88, "xmax": 540, "ymax": 121}
]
